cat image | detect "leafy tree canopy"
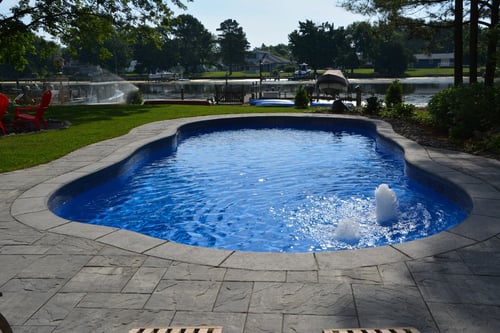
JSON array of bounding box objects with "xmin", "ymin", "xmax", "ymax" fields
[
  {"xmin": 170, "ymin": 14, "xmax": 216, "ymax": 72},
  {"xmin": 216, "ymin": 19, "xmax": 250, "ymax": 73},
  {"xmin": 288, "ymin": 20, "xmax": 337, "ymax": 72},
  {"xmin": 0, "ymin": 0, "xmax": 190, "ymax": 71},
  {"xmin": 339, "ymin": 0, "xmax": 499, "ymax": 85}
]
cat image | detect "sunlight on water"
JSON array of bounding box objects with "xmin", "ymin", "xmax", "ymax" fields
[
  {"xmin": 270, "ymin": 193, "xmax": 439, "ymax": 251},
  {"xmin": 53, "ymin": 126, "xmax": 468, "ymax": 252}
]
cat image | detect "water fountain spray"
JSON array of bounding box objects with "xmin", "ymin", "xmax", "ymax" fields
[{"xmin": 375, "ymin": 184, "xmax": 398, "ymax": 225}]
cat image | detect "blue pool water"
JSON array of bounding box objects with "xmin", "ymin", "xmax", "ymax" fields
[{"xmin": 53, "ymin": 124, "xmax": 467, "ymax": 252}]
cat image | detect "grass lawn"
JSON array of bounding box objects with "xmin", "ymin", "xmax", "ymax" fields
[
  {"xmin": 197, "ymin": 68, "xmax": 463, "ymax": 78},
  {"xmin": 351, "ymin": 68, "xmax": 469, "ymax": 77},
  {"xmin": 0, "ymin": 104, "xmax": 299, "ymax": 173}
]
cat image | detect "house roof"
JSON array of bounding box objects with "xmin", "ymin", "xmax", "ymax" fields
[
  {"xmin": 246, "ymin": 51, "xmax": 292, "ymax": 66},
  {"xmin": 415, "ymin": 53, "xmax": 454, "ymax": 60}
]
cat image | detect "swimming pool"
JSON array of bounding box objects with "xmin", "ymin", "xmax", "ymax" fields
[{"xmin": 50, "ymin": 116, "xmax": 469, "ymax": 253}]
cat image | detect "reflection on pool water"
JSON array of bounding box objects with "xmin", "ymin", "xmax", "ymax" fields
[{"xmin": 53, "ymin": 124, "xmax": 467, "ymax": 253}]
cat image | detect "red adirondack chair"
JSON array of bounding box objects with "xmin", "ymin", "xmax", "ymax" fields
[
  {"xmin": 0, "ymin": 93, "xmax": 9, "ymax": 136},
  {"xmin": 14, "ymin": 89, "xmax": 52, "ymax": 130},
  {"xmin": 0, "ymin": 292, "xmax": 13, "ymax": 333}
]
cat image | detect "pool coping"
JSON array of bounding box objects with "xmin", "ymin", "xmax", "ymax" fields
[{"xmin": 9, "ymin": 113, "xmax": 500, "ymax": 271}]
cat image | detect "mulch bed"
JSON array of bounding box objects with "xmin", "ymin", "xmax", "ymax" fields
[
  {"xmin": 2, "ymin": 119, "xmax": 71, "ymax": 135},
  {"xmin": 383, "ymin": 117, "xmax": 500, "ymax": 161},
  {"xmin": 383, "ymin": 118, "xmax": 457, "ymax": 150}
]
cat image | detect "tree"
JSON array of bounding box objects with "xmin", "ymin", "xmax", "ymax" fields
[
  {"xmin": 216, "ymin": 19, "xmax": 250, "ymax": 74},
  {"xmin": 289, "ymin": 20, "xmax": 365, "ymax": 72},
  {"xmin": 102, "ymin": 32, "xmax": 134, "ymax": 74},
  {"xmin": 294, "ymin": 86, "xmax": 310, "ymax": 109},
  {"xmin": 340, "ymin": 0, "xmax": 463, "ymax": 83},
  {"xmin": 0, "ymin": 21, "xmax": 36, "ymax": 72},
  {"xmin": 289, "ymin": 20, "xmax": 334, "ymax": 73},
  {"xmin": 0, "ymin": 0, "xmax": 189, "ymax": 72},
  {"xmin": 346, "ymin": 22, "xmax": 377, "ymax": 65},
  {"xmin": 470, "ymin": 0, "xmax": 480, "ymax": 83},
  {"xmin": 454, "ymin": 0, "xmax": 464, "ymax": 85},
  {"xmin": 372, "ymin": 26, "xmax": 411, "ymax": 76},
  {"xmin": 170, "ymin": 15, "xmax": 216, "ymax": 73},
  {"xmin": 132, "ymin": 26, "xmax": 173, "ymax": 73},
  {"xmin": 0, "ymin": 32, "xmax": 62, "ymax": 79},
  {"xmin": 340, "ymin": 0, "xmax": 499, "ymax": 86},
  {"xmin": 375, "ymin": 41, "xmax": 409, "ymax": 76},
  {"xmin": 483, "ymin": 0, "xmax": 499, "ymax": 86},
  {"xmin": 333, "ymin": 26, "xmax": 360, "ymax": 71}
]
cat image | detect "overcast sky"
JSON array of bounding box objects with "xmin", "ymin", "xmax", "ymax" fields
[{"xmin": 174, "ymin": 0, "xmax": 368, "ymax": 47}]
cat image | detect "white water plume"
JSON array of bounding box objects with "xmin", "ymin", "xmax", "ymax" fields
[
  {"xmin": 333, "ymin": 218, "xmax": 361, "ymax": 243},
  {"xmin": 64, "ymin": 68, "xmax": 139, "ymax": 105},
  {"xmin": 375, "ymin": 184, "xmax": 399, "ymax": 225}
]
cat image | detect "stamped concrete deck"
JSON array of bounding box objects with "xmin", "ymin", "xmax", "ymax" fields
[{"xmin": 1, "ymin": 113, "xmax": 500, "ymax": 333}]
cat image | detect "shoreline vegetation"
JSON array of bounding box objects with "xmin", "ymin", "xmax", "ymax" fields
[
  {"xmin": 0, "ymin": 67, "xmax": 471, "ymax": 84},
  {"xmin": 193, "ymin": 67, "xmax": 469, "ymax": 79},
  {"xmin": 138, "ymin": 67, "xmax": 469, "ymax": 80}
]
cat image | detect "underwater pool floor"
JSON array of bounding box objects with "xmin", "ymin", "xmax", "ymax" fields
[{"xmin": 2, "ymin": 113, "xmax": 500, "ymax": 332}]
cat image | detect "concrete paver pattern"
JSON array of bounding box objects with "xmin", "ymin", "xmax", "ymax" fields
[{"xmin": 1, "ymin": 114, "xmax": 500, "ymax": 333}]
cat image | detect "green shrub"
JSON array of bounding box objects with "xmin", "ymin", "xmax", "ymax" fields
[
  {"xmin": 363, "ymin": 96, "xmax": 383, "ymax": 115},
  {"xmin": 483, "ymin": 133, "xmax": 500, "ymax": 154},
  {"xmin": 127, "ymin": 89, "xmax": 143, "ymax": 104},
  {"xmin": 427, "ymin": 87, "xmax": 457, "ymax": 129},
  {"xmin": 385, "ymin": 80, "xmax": 403, "ymax": 108},
  {"xmin": 428, "ymin": 84, "xmax": 500, "ymax": 139},
  {"xmin": 294, "ymin": 86, "xmax": 309, "ymax": 109},
  {"xmin": 383, "ymin": 103, "xmax": 416, "ymax": 119}
]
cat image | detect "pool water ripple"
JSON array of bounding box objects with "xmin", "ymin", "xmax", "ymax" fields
[{"xmin": 54, "ymin": 126, "xmax": 467, "ymax": 252}]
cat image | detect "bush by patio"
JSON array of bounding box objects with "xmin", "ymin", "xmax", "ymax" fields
[
  {"xmin": 294, "ymin": 86, "xmax": 309, "ymax": 109},
  {"xmin": 428, "ymin": 83, "xmax": 500, "ymax": 140}
]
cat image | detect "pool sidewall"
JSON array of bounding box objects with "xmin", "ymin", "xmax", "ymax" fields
[{"xmin": 11, "ymin": 113, "xmax": 488, "ymax": 270}]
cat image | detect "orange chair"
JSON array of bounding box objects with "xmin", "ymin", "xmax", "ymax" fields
[
  {"xmin": 0, "ymin": 93, "xmax": 9, "ymax": 136},
  {"xmin": 14, "ymin": 89, "xmax": 52, "ymax": 130}
]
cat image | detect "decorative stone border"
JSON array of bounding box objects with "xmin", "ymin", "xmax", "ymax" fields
[{"xmin": 10, "ymin": 113, "xmax": 500, "ymax": 271}]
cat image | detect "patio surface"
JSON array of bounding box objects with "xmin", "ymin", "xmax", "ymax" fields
[{"xmin": 1, "ymin": 113, "xmax": 500, "ymax": 333}]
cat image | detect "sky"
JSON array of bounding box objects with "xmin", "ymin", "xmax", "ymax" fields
[
  {"xmin": 173, "ymin": 0, "xmax": 368, "ymax": 48},
  {"xmin": 0, "ymin": 0, "xmax": 368, "ymax": 48}
]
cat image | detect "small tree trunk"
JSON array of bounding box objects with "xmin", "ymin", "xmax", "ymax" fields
[
  {"xmin": 484, "ymin": 0, "xmax": 499, "ymax": 87},
  {"xmin": 469, "ymin": 0, "xmax": 479, "ymax": 84},
  {"xmin": 454, "ymin": 0, "xmax": 464, "ymax": 86}
]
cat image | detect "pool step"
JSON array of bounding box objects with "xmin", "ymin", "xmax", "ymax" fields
[
  {"xmin": 323, "ymin": 328, "xmax": 420, "ymax": 333},
  {"xmin": 129, "ymin": 327, "xmax": 223, "ymax": 333}
]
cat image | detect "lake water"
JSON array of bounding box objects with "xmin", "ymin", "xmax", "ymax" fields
[{"xmin": 138, "ymin": 76, "xmax": 458, "ymax": 107}]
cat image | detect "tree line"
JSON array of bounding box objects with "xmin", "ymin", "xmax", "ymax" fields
[
  {"xmin": 339, "ymin": 0, "xmax": 499, "ymax": 86},
  {"xmin": 0, "ymin": 0, "xmax": 498, "ymax": 84}
]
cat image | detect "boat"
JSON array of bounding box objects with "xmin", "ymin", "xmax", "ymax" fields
[
  {"xmin": 249, "ymin": 99, "xmax": 295, "ymax": 107},
  {"xmin": 316, "ymin": 70, "xmax": 348, "ymax": 96},
  {"xmin": 310, "ymin": 99, "xmax": 334, "ymax": 107},
  {"xmin": 290, "ymin": 63, "xmax": 312, "ymax": 80},
  {"xmin": 148, "ymin": 71, "xmax": 175, "ymax": 81},
  {"xmin": 249, "ymin": 98, "xmax": 351, "ymax": 108}
]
